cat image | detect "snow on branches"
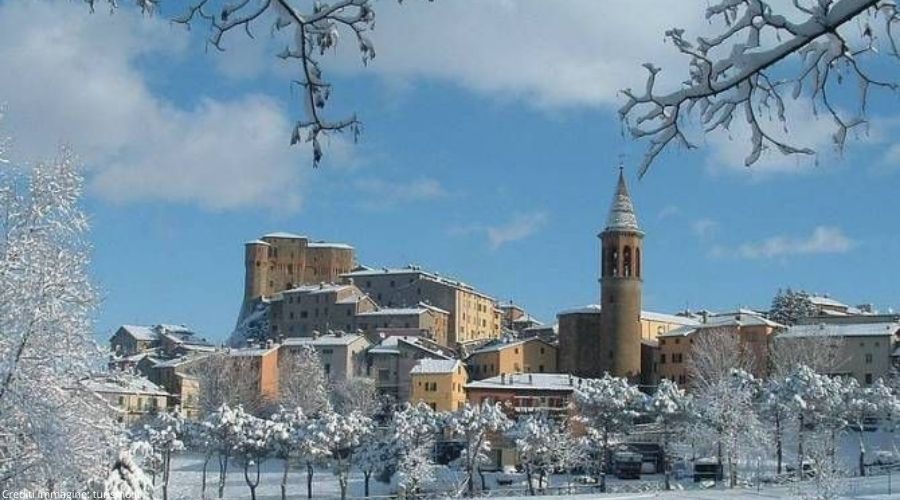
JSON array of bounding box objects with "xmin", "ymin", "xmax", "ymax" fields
[
  {"xmin": 171, "ymin": 0, "xmax": 420, "ymax": 166},
  {"xmin": 621, "ymin": 0, "xmax": 900, "ymax": 176},
  {"xmin": 0, "ymin": 144, "xmax": 121, "ymax": 491}
]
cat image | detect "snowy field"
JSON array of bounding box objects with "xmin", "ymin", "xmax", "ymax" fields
[{"xmin": 165, "ymin": 430, "xmax": 900, "ymax": 500}]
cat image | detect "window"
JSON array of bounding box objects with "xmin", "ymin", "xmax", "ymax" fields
[
  {"xmin": 539, "ymin": 365, "xmax": 545, "ymax": 373},
  {"xmin": 623, "ymin": 246, "xmax": 632, "ymax": 277},
  {"xmin": 324, "ymin": 364, "xmax": 331, "ymax": 375},
  {"xmin": 322, "ymin": 348, "xmax": 333, "ymax": 355},
  {"xmin": 865, "ymin": 373, "xmax": 873, "ymax": 385},
  {"xmin": 540, "ymin": 347, "xmax": 545, "ymax": 354},
  {"xmin": 660, "ymin": 354, "xmax": 666, "ymax": 364},
  {"xmin": 865, "ymin": 353, "xmax": 873, "ymax": 364}
]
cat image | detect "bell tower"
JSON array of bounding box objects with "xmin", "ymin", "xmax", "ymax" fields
[{"xmin": 598, "ymin": 167, "xmax": 644, "ymax": 380}]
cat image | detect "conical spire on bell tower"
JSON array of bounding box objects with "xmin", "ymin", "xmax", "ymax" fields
[{"xmin": 605, "ymin": 166, "xmax": 641, "ymax": 233}]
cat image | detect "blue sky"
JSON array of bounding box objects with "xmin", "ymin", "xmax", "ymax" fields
[{"xmin": 1, "ymin": 1, "xmax": 899, "ymax": 342}]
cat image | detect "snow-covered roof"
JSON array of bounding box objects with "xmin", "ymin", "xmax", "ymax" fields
[
  {"xmin": 512, "ymin": 314, "xmax": 543, "ymax": 325},
  {"xmin": 368, "ymin": 335, "xmax": 455, "ymax": 359},
  {"xmin": 342, "ymin": 265, "xmax": 496, "ymax": 301},
  {"xmin": 604, "ymin": 168, "xmax": 641, "ymax": 232},
  {"xmin": 282, "ymin": 333, "xmax": 368, "ymax": 347},
  {"xmin": 307, "ymin": 242, "xmax": 354, "ymax": 250},
  {"xmin": 81, "ymin": 374, "xmax": 169, "ymax": 396},
  {"xmin": 119, "ymin": 325, "xmax": 157, "ymax": 341},
  {"xmin": 357, "ymin": 307, "xmax": 434, "ymax": 317},
  {"xmin": 809, "ymin": 295, "xmax": 849, "ymax": 308},
  {"xmin": 228, "ymin": 345, "xmax": 279, "ymax": 357},
  {"xmin": 410, "ymin": 359, "xmax": 461, "ymax": 375},
  {"xmin": 659, "ymin": 310, "xmax": 783, "ymax": 337},
  {"xmin": 245, "ymin": 239, "xmax": 271, "ymax": 246},
  {"xmin": 153, "ymin": 353, "xmax": 212, "ymax": 369},
  {"xmin": 262, "ymin": 232, "xmax": 306, "ymax": 239},
  {"xmin": 467, "ymin": 337, "xmax": 554, "ymax": 356},
  {"xmin": 780, "ymin": 321, "xmax": 900, "ymax": 339},
  {"xmin": 557, "ymin": 305, "xmax": 700, "ymax": 326},
  {"xmin": 466, "ymin": 373, "xmax": 583, "ymax": 392},
  {"xmin": 282, "ymin": 283, "xmax": 352, "ymax": 295}
]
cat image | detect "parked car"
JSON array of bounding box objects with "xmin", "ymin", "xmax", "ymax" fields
[{"xmin": 613, "ymin": 451, "xmax": 643, "ymax": 480}]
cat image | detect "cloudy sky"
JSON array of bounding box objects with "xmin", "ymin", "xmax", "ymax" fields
[{"xmin": 1, "ymin": 0, "xmax": 898, "ymax": 341}]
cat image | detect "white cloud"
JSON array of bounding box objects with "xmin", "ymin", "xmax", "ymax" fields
[
  {"xmin": 657, "ymin": 205, "xmax": 682, "ymax": 220},
  {"xmin": 0, "ymin": 0, "xmax": 325, "ymax": 211},
  {"xmin": 330, "ymin": 1, "xmax": 704, "ymax": 109},
  {"xmin": 352, "ymin": 177, "xmax": 448, "ymax": 210},
  {"xmin": 715, "ymin": 226, "xmax": 857, "ymax": 260},
  {"xmin": 485, "ymin": 212, "xmax": 549, "ymax": 250},
  {"xmin": 691, "ymin": 218, "xmax": 718, "ymax": 238}
]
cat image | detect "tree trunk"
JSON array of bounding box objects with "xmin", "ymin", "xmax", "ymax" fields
[
  {"xmin": 525, "ymin": 465, "xmax": 534, "ymax": 496},
  {"xmin": 339, "ymin": 469, "xmax": 349, "ymax": 500},
  {"xmin": 478, "ymin": 466, "xmax": 487, "ymax": 492},
  {"xmin": 306, "ymin": 462, "xmax": 314, "ymax": 499},
  {"xmin": 162, "ymin": 449, "xmax": 171, "ymax": 500},
  {"xmin": 466, "ymin": 463, "xmax": 475, "ymax": 497},
  {"xmin": 201, "ymin": 453, "xmax": 211, "ymax": 498},
  {"xmin": 281, "ymin": 457, "xmax": 290, "ymax": 500},
  {"xmin": 662, "ymin": 422, "xmax": 671, "ymax": 491},
  {"xmin": 218, "ymin": 453, "xmax": 229, "ymax": 499},
  {"xmin": 244, "ymin": 463, "xmax": 259, "ymax": 500},
  {"xmin": 797, "ymin": 416, "xmax": 805, "ymax": 482},
  {"xmin": 775, "ymin": 415, "xmax": 783, "ymax": 475},
  {"xmin": 364, "ymin": 471, "xmax": 371, "ymax": 498},
  {"xmin": 717, "ymin": 439, "xmax": 723, "ymax": 487}
]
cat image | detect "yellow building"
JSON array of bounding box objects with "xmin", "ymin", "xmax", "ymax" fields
[
  {"xmin": 466, "ymin": 338, "xmax": 558, "ymax": 381},
  {"xmin": 409, "ymin": 358, "xmax": 468, "ymax": 412},
  {"xmin": 244, "ymin": 232, "xmax": 356, "ymax": 302},
  {"xmin": 657, "ymin": 310, "xmax": 783, "ymax": 388},
  {"xmin": 343, "ymin": 265, "xmax": 502, "ymax": 348},
  {"xmin": 81, "ymin": 374, "xmax": 170, "ymax": 424}
]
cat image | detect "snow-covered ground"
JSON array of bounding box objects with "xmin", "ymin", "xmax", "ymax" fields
[{"xmin": 165, "ymin": 430, "xmax": 900, "ymax": 499}]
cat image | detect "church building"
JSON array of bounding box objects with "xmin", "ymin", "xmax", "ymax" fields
[{"xmin": 557, "ymin": 168, "xmax": 697, "ymax": 385}]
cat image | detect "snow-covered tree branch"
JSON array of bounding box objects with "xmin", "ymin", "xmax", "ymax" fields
[{"xmin": 621, "ymin": 0, "xmax": 900, "ymax": 176}]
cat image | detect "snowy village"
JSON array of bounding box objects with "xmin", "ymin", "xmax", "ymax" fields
[{"xmin": 2, "ymin": 1, "xmax": 900, "ymax": 500}]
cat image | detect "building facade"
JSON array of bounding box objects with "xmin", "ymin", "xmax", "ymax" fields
[
  {"xmin": 409, "ymin": 359, "xmax": 468, "ymax": 411},
  {"xmin": 356, "ymin": 305, "xmax": 450, "ymax": 346},
  {"xmin": 81, "ymin": 374, "xmax": 170, "ymax": 424},
  {"xmin": 465, "ymin": 338, "xmax": 558, "ymax": 381},
  {"xmin": 280, "ymin": 332, "xmax": 371, "ymax": 382},
  {"xmin": 657, "ymin": 310, "xmax": 783, "ymax": 387},
  {"xmin": 268, "ymin": 283, "xmax": 377, "ymax": 338},
  {"xmin": 366, "ymin": 335, "xmax": 457, "ymax": 403},
  {"xmin": 243, "ymin": 232, "xmax": 356, "ymax": 303},
  {"xmin": 342, "ymin": 266, "xmax": 502, "ymax": 348},
  {"xmin": 777, "ymin": 316, "xmax": 900, "ymax": 385}
]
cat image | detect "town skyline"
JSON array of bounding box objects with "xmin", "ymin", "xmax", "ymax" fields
[{"xmin": 0, "ymin": 1, "xmax": 895, "ymax": 341}]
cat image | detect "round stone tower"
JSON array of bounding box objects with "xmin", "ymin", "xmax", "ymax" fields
[{"xmin": 598, "ymin": 167, "xmax": 644, "ymax": 380}]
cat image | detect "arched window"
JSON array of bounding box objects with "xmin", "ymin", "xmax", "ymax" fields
[
  {"xmin": 636, "ymin": 247, "xmax": 641, "ymax": 278},
  {"xmin": 605, "ymin": 246, "xmax": 619, "ymax": 277},
  {"xmin": 623, "ymin": 246, "xmax": 632, "ymax": 277}
]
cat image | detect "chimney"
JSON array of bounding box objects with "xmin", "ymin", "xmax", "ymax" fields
[
  {"xmin": 701, "ymin": 311, "xmax": 709, "ymax": 324},
  {"xmin": 501, "ymin": 373, "xmax": 506, "ymax": 384},
  {"xmin": 265, "ymin": 339, "xmax": 273, "ymax": 349},
  {"xmin": 246, "ymin": 338, "xmax": 254, "ymax": 348},
  {"xmin": 312, "ymin": 330, "xmax": 320, "ymax": 339},
  {"xmin": 568, "ymin": 374, "xmax": 573, "ymax": 386},
  {"xmin": 528, "ymin": 374, "xmax": 533, "ymax": 384}
]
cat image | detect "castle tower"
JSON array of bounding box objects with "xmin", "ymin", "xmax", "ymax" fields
[{"xmin": 598, "ymin": 167, "xmax": 644, "ymax": 380}]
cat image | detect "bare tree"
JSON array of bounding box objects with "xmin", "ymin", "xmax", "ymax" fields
[
  {"xmin": 331, "ymin": 377, "xmax": 381, "ymax": 418},
  {"xmin": 771, "ymin": 330, "xmax": 845, "ymax": 377},
  {"xmin": 189, "ymin": 352, "xmax": 266, "ymax": 416},
  {"xmin": 621, "ymin": 0, "xmax": 900, "ymax": 176},
  {"xmin": 688, "ymin": 328, "xmax": 756, "ymax": 390},
  {"xmin": 278, "ymin": 346, "xmax": 331, "ymax": 415}
]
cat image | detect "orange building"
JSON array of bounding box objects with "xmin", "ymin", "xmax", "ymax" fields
[
  {"xmin": 657, "ymin": 310, "xmax": 783, "ymax": 388},
  {"xmin": 228, "ymin": 344, "xmax": 281, "ymax": 400},
  {"xmin": 465, "ymin": 338, "xmax": 557, "ymax": 381},
  {"xmin": 409, "ymin": 359, "xmax": 468, "ymax": 411}
]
